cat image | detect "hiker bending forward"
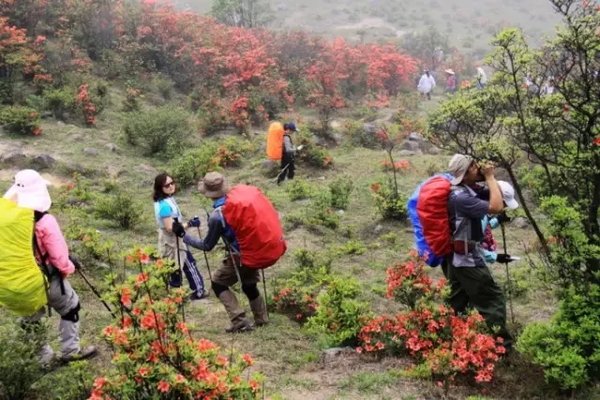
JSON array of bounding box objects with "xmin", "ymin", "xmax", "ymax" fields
[
  {"xmin": 446, "ymin": 155, "xmax": 513, "ymax": 349},
  {"xmin": 173, "ymin": 172, "xmax": 268, "ymax": 333},
  {"xmin": 4, "ymin": 169, "xmax": 97, "ymax": 364}
]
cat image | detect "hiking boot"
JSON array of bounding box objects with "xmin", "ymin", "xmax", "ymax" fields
[
  {"xmin": 189, "ymin": 289, "xmax": 210, "ymax": 301},
  {"xmin": 60, "ymin": 345, "xmax": 97, "ymax": 363},
  {"xmin": 224, "ymin": 317, "xmax": 254, "ymax": 333},
  {"xmin": 249, "ymin": 296, "xmax": 269, "ymax": 327}
]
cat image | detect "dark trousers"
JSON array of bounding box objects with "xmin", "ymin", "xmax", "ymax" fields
[
  {"xmin": 447, "ymin": 263, "xmax": 512, "ymax": 348},
  {"xmin": 277, "ymin": 156, "xmax": 295, "ymax": 184}
]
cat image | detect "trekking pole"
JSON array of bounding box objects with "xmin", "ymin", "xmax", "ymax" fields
[
  {"xmin": 500, "ymin": 223, "xmax": 515, "ymax": 326},
  {"xmin": 75, "ymin": 268, "xmax": 117, "ymax": 319},
  {"xmin": 272, "ymin": 163, "xmax": 290, "ymax": 184},
  {"xmin": 260, "ymin": 269, "xmax": 269, "ymax": 320},
  {"xmin": 200, "ymin": 210, "xmax": 213, "ymax": 281},
  {"xmin": 174, "ymin": 228, "xmax": 186, "ymax": 322}
]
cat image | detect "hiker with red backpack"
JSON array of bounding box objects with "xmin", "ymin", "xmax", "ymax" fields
[
  {"xmin": 173, "ymin": 172, "xmax": 286, "ymax": 333},
  {"xmin": 3, "ymin": 169, "xmax": 97, "ymax": 365},
  {"xmin": 446, "ymin": 154, "xmax": 513, "ymax": 349}
]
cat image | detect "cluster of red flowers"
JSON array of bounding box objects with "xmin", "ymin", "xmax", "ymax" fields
[
  {"xmin": 90, "ymin": 248, "xmax": 263, "ymax": 399},
  {"xmin": 271, "ymin": 286, "xmax": 318, "ymax": 323},
  {"xmin": 381, "ymin": 159, "xmax": 410, "ymax": 172},
  {"xmin": 357, "ymin": 254, "xmax": 505, "ymax": 386},
  {"xmin": 76, "ymin": 83, "xmax": 97, "ymax": 126}
]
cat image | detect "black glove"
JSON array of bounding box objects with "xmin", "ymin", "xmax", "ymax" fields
[
  {"xmin": 496, "ymin": 253, "xmax": 513, "ymax": 263},
  {"xmin": 69, "ymin": 255, "xmax": 82, "ymax": 270},
  {"xmin": 172, "ymin": 220, "xmax": 186, "ymax": 238},
  {"xmin": 496, "ymin": 212, "xmax": 511, "ymax": 224},
  {"xmin": 187, "ymin": 216, "xmax": 201, "ymax": 228}
]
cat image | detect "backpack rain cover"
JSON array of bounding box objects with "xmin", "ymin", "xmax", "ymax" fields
[
  {"xmin": 407, "ymin": 174, "xmax": 454, "ymax": 267},
  {"xmin": 266, "ymin": 121, "xmax": 284, "ymax": 161},
  {"xmin": 223, "ymin": 185, "xmax": 286, "ymax": 268},
  {"xmin": 0, "ymin": 198, "xmax": 47, "ymax": 316}
]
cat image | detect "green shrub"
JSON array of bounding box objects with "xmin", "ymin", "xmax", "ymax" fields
[
  {"xmin": 0, "ymin": 106, "xmax": 42, "ymax": 136},
  {"xmin": 32, "ymin": 361, "xmax": 94, "ymax": 400},
  {"xmin": 329, "ymin": 177, "xmax": 354, "ymax": 210},
  {"xmin": 343, "ymin": 120, "xmax": 378, "ymax": 149},
  {"xmin": 154, "ymin": 75, "xmax": 174, "ymax": 100},
  {"xmin": 94, "ymin": 190, "xmax": 143, "ymax": 229},
  {"xmin": 293, "ymin": 248, "xmax": 332, "ymax": 273},
  {"xmin": 517, "ymin": 284, "xmax": 600, "ymax": 390},
  {"xmin": 0, "ymin": 316, "xmax": 48, "ymax": 400},
  {"xmin": 122, "ymin": 106, "xmax": 190, "ymax": 157},
  {"xmin": 286, "ymin": 179, "xmax": 313, "ymax": 201},
  {"xmin": 44, "ymin": 87, "xmax": 75, "ymax": 120},
  {"xmin": 371, "ymin": 180, "xmax": 408, "ymax": 220},
  {"xmin": 305, "ymin": 277, "xmax": 370, "ymax": 347},
  {"xmin": 295, "ymin": 131, "xmax": 334, "ymax": 168}
]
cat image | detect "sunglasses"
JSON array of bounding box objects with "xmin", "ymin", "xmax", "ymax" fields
[{"xmin": 163, "ymin": 181, "xmax": 175, "ymax": 188}]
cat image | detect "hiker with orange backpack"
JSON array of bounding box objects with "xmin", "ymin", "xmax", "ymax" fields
[
  {"xmin": 2, "ymin": 169, "xmax": 97, "ymax": 365},
  {"xmin": 172, "ymin": 172, "xmax": 286, "ymax": 333}
]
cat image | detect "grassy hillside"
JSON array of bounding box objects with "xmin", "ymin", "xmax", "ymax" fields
[{"xmin": 175, "ymin": 0, "xmax": 561, "ymax": 52}]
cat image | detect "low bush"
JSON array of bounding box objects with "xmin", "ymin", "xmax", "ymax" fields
[
  {"xmin": 517, "ymin": 284, "xmax": 600, "ymax": 390},
  {"xmin": 94, "ymin": 190, "xmax": 143, "ymax": 229},
  {"xmin": 0, "ymin": 316, "xmax": 48, "ymax": 400},
  {"xmin": 286, "ymin": 179, "xmax": 314, "ymax": 201},
  {"xmin": 43, "ymin": 87, "xmax": 75, "ymax": 120},
  {"xmin": 344, "ymin": 120, "xmax": 379, "ymax": 149},
  {"xmin": 93, "ymin": 248, "xmax": 264, "ymax": 399},
  {"xmin": 32, "ymin": 361, "xmax": 94, "ymax": 400},
  {"xmin": 122, "ymin": 106, "xmax": 190, "ymax": 157},
  {"xmin": 295, "ymin": 131, "xmax": 334, "ymax": 168},
  {"xmin": 328, "ymin": 177, "xmax": 354, "ymax": 210},
  {"xmin": 0, "ymin": 106, "xmax": 42, "ymax": 136},
  {"xmin": 370, "ymin": 180, "xmax": 408, "ymax": 220},
  {"xmin": 305, "ymin": 277, "xmax": 371, "ymax": 347}
]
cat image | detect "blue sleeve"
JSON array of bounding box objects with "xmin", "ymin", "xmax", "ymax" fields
[
  {"xmin": 455, "ymin": 191, "xmax": 489, "ymax": 219},
  {"xmin": 158, "ymin": 201, "xmax": 173, "ymax": 219},
  {"xmin": 183, "ymin": 213, "xmax": 223, "ymax": 251}
]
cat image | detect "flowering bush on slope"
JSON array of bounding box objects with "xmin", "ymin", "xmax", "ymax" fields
[{"xmin": 89, "ymin": 248, "xmax": 262, "ymax": 400}]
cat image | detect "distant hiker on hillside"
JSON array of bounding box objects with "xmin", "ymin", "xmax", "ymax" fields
[
  {"xmin": 476, "ymin": 66, "xmax": 488, "ymax": 89},
  {"xmin": 3, "ymin": 169, "xmax": 97, "ymax": 364},
  {"xmin": 153, "ymin": 172, "xmax": 208, "ymax": 300},
  {"xmin": 173, "ymin": 172, "xmax": 286, "ymax": 333},
  {"xmin": 417, "ymin": 69, "xmax": 436, "ymax": 100},
  {"xmin": 446, "ymin": 155, "xmax": 513, "ymax": 349},
  {"xmin": 445, "ymin": 69, "xmax": 457, "ymax": 94},
  {"xmin": 277, "ymin": 122, "xmax": 303, "ymax": 185}
]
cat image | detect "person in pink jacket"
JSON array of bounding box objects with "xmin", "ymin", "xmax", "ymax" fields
[{"xmin": 4, "ymin": 169, "xmax": 97, "ymax": 364}]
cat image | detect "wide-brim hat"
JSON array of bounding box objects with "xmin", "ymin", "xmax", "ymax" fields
[
  {"xmin": 497, "ymin": 180, "xmax": 519, "ymax": 210},
  {"xmin": 445, "ymin": 69, "xmax": 455, "ymax": 75},
  {"xmin": 3, "ymin": 169, "xmax": 52, "ymax": 212},
  {"xmin": 448, "ymin": 154, "xmax": 473, "ymax": 185},
  {"xmin": 198, "ymin": 172, "xmax": 229, "ymax": 198}
]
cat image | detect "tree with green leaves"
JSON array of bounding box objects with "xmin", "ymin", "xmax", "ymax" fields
[
  {"xmin": 210, "ymin": 0, "xmax": 272, "ymax": 28},
  {"xmin": 428, "ymin": 0, "xmax": 600, "ymax": 290}
]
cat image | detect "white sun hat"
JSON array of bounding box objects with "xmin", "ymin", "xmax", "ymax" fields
[
  {"xmin": 3, "ymin": 169, "xmax": 52, "ymax": 212},
  {"xmin": 497, "ymin": 180, "xmax": 519, "ymax": 210}
]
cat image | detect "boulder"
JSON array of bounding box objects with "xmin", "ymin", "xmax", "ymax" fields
[
  {"xmin": 407, "ymin": 131, "xmax": 424, "ymax": 142},
  {"xmin": 30, "ymin": 154, "xmax": 56, "ymax": 170},
  {"xmin": 105, "ymin": 143, "xmax": 118, "ymax": 152},
  {"xmin": 83, "ymin": 147, "xmax": 99, "ymax": 156},
  {"xmin": 320, "ymin": 347, "xmax": 355, "ymax": 364},
  {"xmin": 398, "ymin": 149, "xmax": 419, "ymax": 157},
  {"xmin": 1, "ymin": 151, "xmax": 27, "ymax": 167},
  {"xmin": 401, "ymin": 140, "xmax": 421, "ymax": 152},
  {"xmin": 512, "ymin": 217, "xmax": 530, "ymax": 229}
]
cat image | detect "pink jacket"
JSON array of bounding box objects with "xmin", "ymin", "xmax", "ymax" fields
[{"xmin": 34, "ymin": 214, "xmax": 75, "ymax": 277}]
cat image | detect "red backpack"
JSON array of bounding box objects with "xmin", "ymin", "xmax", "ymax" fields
[{"xmin": 222, "ymin": 185, "xmax": 287, "ymax": 269}]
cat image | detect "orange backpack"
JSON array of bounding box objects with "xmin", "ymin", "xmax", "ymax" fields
[{"xmin": 266, "ymin": 121, "xmax": 284, "ymax": 161}]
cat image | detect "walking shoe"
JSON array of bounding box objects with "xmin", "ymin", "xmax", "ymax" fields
[
  {"xmin": 189, "ymin": 290, "xmax": 210, "ymax": 301},
  {"xmin": 224, "ymin": 318, "xmax": 254, "ymax": 333},
  {"xmin": 60, "ymin": 345, "xmax": 97, "ymax": 363}
]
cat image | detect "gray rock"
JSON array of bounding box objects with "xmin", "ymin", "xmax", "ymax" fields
[
  {"xmin": 83, "ymin": 147, "xmax": 99, "ymax": 156},
  {"xmin": 1, "ymin": 151, "xmax": 27, "ymax": 167},
  {"xmin": 30, "ymin": 154, "xmax": 56, "ymax": 170},
  {"xmin": 105, "ymin": 143, "xmax": 118, "ymax": 152},
  {"xmin": 320, "ymin": 347, "xmax": 355, "ymax": 364},
  {"xmin": 426, "ymin": 145, "xmax": 442, "ymax": 155},
  {"xmin": 398, "ymin": 149, "xmax": 419, "ymax": 156},
  {"xmin": 401, "ymin": 140, "xmax": 421, "ymax": 152},
  {"xmin": 336, "ymin": 209, "xmax": 345, "ymax": 216},
  {"xmin": 363, "ymin": 123, "xmax": 378, "ymax": 135},
  {"xmin": 512, "ymin": 217, "xmax": 530, "ymax": 229},
  {"xmin": 407, "ymin": 131, "xmax": 423, "ymax": 142},
  {"xmin": 56, "ymin": 121, "xmax": 65, "ymax": 126},
  {"xmin": 374, "ymin": 224, "xmax": 383, "ymax": 234},
  {"xmin": 41, "ymin": 111, "xmax": 54, "ymax": 119}
]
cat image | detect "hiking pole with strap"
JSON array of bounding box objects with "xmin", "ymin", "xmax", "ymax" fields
[
  {"xmin": 500, "ymin": 223, "xmax": 516, "ymax": 326},
  {"xmin": 200, "ymin": 210, "xmax": 213, "ymax": 282},
  {"xmin": 260, "ymin": 269, "xmax": 269, "ymax": 320},
  {"xmin": 70, "ymin": 257, "xmax": 116, "ymax": 319},
  {"xmin": 272, "ymin": 163, "xmax": 290, "ymax": 183},
  {"xmin": 174, "ymin": 224, "xmax": 186, "ymax": 322}
]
